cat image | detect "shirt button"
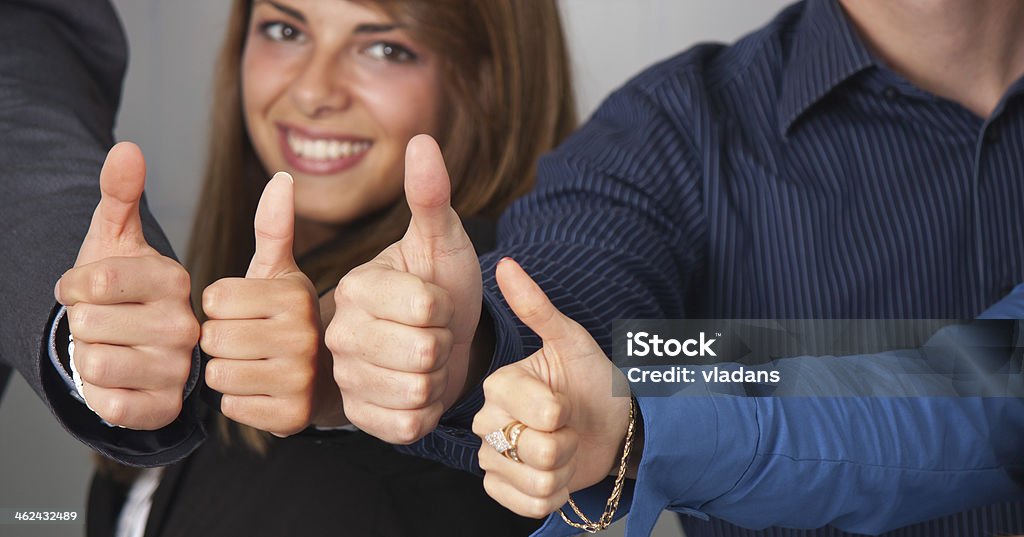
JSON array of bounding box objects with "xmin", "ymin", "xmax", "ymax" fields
[{"xmin": 883, "ymin": 86, "xmax": 898, "ymax": 100}]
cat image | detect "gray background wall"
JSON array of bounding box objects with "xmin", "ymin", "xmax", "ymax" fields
[{"xmin": 0, "ymin": 1, "xmax": 790, "ymax": 535}]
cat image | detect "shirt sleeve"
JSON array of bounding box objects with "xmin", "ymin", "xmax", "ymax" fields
[
  {"xmin": 0, "ymin": 0, "xmax": 206, "ymax": 466},
  {"xmin": 463, "ymin": 73, "xmax": 1024, "ymax": 534}
]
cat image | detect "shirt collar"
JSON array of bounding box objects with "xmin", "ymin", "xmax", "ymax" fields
[{"xmin": 778, "ymin": 0, "xmax": 876, "ymax": 134}]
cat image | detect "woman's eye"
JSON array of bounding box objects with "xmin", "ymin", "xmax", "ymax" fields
[
  {"xmin": 260, "ymin": 21, "xmax": 305, "ymax": 43},
  {"xmin": 362, "ymin": 42, "xmax": 417, "ymax": 63}
]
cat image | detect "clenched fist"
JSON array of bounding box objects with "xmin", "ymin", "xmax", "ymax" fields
[{"xmin": 55, "ymin": 142, "xmax": 198, "ymax": 430}]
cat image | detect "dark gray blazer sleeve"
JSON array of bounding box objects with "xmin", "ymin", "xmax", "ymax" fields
[{"xmin": 0, "ymin": 0, "xmax": 205, "ymax": 466}]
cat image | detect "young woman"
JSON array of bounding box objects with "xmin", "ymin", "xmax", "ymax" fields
[{"xmin": 87, "ymin": 0, "xmax": 576, "ymax": 535}]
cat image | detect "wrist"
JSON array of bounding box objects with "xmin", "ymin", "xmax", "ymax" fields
[
  {"xmin": 626, "ymin": 398, "xmax": 643, "ymax": 479},
  {"xmin": 607, "ymin": 396, "xmax": 642, "ymax": 479}
]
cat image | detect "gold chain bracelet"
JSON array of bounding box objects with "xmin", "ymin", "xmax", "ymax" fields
[{"xmin": 559, "ymin": 397, "xmax": 637, "ymax": 533}]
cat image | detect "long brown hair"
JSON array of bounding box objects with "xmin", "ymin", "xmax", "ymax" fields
[
  {"xmin": 189, "ymin": 0, "xmax": 576, "ymax": 296},
  {"xmin": 185, "ymin": 0, "xmax": 576, "ymax": 451}
]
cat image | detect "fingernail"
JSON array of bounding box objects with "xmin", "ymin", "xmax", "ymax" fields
[
  {"xmin": 499, "ymin": 256, "xmax": 514, "ymax": 264},
  {"xmin": 273, "ymin": 171, "xmax": 294, "ymax": 184}
]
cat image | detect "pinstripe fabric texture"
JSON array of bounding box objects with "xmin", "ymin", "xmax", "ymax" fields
[{"xmin": 404, "ymin": 0, "xmax": 1024, "ymax": 533}]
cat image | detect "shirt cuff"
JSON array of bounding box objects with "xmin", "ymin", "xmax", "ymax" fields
[
  {"xmin": 979, "ymin": 283, "xmax": 1024, "ymax": 319},
  {"xmin": 528, "ymin": 390, "xmax": 756, "ymax": 537},
  {"xmin": 42, "ymin": 302, "xmax": 207, "ymax": 466},
  {"xmin": 628, "ymin": 390, "xmax": 758, "ymax": 535},
  {"xmin": 47, "ymin": 305, "xmax": 77, "ymax": 395}
]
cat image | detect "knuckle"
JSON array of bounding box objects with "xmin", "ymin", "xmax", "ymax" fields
[
  {"xmin": 279, "ymin": 402, "xmax": 311, "ymax": 432},
  {"xmin": 98, "ymin": 393, "xmax": 130, "ymax": 425},
  {"xmin": 202, "ymin": 282, "xmax": 228, "ymax": 315},
  {"xmin": 336, "ymin": 273, "xmax": 359, "ymax": 304},
  {"xmin": 476, "ymin": 447, "xmax": 493, "ymax": 471},
  {"xmin": 151, "ymin": 393, "xmax": 183, "ymax": 427},
  {"xmin": 205, "ymin": 360, "xmax": 231, "ymax": 390},
  {"xmin": 411, "ymin": 292, "xmax": 437, "ymax": 325},
  {"xmin": 167, "ymin": 314, "xmax": 200, "ymax": 345},
  {"xmin": 323, "ymin": 322, "xmax": 341, "ymax": 353},
  {"xmin": 482, "ymin": 371, "xmax": 505, "ymax": 397},
  {"xmin": 76, "ymin": 346, "xmax": 105, "ymax": 384},
  {"xmin": 324, "ymin": 321, "xmax": 351, "ymax": 356},
  {"xmin": 90, "ymin": 267, "xmax": 115, "ymax": 300},
  {"xmin": 471, "ymin": 412, "xmax": 488, "ymax": 437},
  {"xmin": 68, "ymin": 305, "xmax": 86, "ymax": 332},
  {"xmin": 539, "ymin": 402, "xmax": 567, "ymax": 431},
  {"xmin": 412, "ymin": 334, "xmax": 440, "ymax": 371},
  {"xmin": 200, "ymin": 321, "xmax": 222, "ymax": 354},
  {"xmin": 530, "ymin": 471, "xmax": 558, "ymax": 497},
  {"xmin": 391, "ymin": 413, "xmax": 424, "ymax": 444},
  {"xmin": 533, "ymin": 438, "xmax": 561, "ymax": 470},
  {"xmin": 69, "ymin": 305, "xmax": 96, "ymax": 333},
  {"xmin": 219, "ymin": 394, "xmax": 238, "ymax": 419},
  {"xmin": 404, "ymin": 375, "xmax": 432, "ymax": 407},
  {"xmin": 525, "ymin": 497, "xmax": 555, "ymax": 519},
  {"xmin": 169, "ymin": 265, "xmax": 192, "ymax": 299}
]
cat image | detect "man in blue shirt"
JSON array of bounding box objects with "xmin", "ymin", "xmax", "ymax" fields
[{"xmin": 327, "ymin": 0, "xmax": 1024, "ymax": 535}]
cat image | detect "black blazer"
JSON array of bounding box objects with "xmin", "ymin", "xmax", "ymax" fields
[{"xmin": 0, "ymin": 0, "xmax": 205, "ymax": 465}]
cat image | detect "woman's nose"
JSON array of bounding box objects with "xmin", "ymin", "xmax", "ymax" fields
[{"xmin": 288, "ymin": 52, "xmax": 352, "ymax": 118}]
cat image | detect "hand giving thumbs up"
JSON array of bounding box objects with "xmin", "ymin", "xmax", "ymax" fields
[
  {"xmin": 55, "ymin": 142, "xmax": 198, "ymax": 430},
  {"xmin": 201, "ymin": 172, "xmax": 342, "ymax": 436},
  {"xmin": 472, "ymin": 258, "xmax": 633, "ymax": 519}
]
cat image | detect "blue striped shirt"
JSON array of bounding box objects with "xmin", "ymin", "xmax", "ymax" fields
[{"xmin": 405, "ymin": 0, "xmax": 1024, "ymax": 534}]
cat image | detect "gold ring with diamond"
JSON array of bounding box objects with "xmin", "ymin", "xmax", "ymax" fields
[
  {"xmin": 484, "ymin": 420, "xmax": 526, "ymax": 464},
  {"xmin": 501, "ymin": 421, "xmax": 527, "ymax": 463}
]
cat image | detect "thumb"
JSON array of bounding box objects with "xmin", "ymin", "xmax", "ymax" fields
[
  {"xmin": 84, "ymin": 141, "xmax": 147, "ymax": 253},
  {"xmin": 246, "ymin": 172, "xmax": 299, "ymax": 279},
  {"xmin": 404, "ymin": 134, "xmax": 461, "ymax": 243},
  {"xmin": 496, "ymin": 258, "xmax": 576, "ymax": 344}
]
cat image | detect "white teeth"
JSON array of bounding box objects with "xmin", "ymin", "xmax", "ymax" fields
[
  {"xmin": 313, "ymin": 140, "xmax": 328, "ymax": 160},
  {"xmin": 286, "ymin": 130, "xmax": 370, "ymax": 161}
]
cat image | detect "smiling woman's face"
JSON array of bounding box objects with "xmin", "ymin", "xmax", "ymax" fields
[{"xmin": 242, "ymin": 0, "xmax": 443, "ymax": 227}]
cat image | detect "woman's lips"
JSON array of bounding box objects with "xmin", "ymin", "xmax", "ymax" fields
[{"xmin": 277, "ymin": 125, "xmax": 372, "ymax": 175}]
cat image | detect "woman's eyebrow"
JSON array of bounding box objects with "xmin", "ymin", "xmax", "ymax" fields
[
  {"xmin": 255, "ymin": 0, "xmax": 306, "ymax": 23},
  {"xmin": 353, "ymin": 23, "xmax": 403, "ymax": 34}
]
